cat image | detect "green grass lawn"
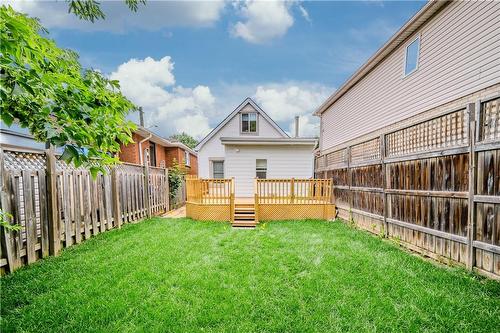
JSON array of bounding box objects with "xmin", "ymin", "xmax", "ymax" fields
[{"xmin": 1, "ymin": 218, "xmax": 499, "ymax": 332}]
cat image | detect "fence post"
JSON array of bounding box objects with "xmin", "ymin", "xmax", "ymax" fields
[
  {"xmin": 164, "ymin": 168, "xmax": 169, "ymax": 212},
  {"xmin": 230, "ymin": 177, "xmax": 235, "ymax": 223},
  {"xmin": 254, "ymin": 178, "xmax": 259, "ymax": 223},
  {"xmin": 346, "ymin": 146, "xmax": 353, "ymax": 221},
  {"xmin": 290, "ymin": 178, "xmax": 295, "ymax": 204},
  {"xmin": 143, "ymin": 150, "xmax": 152, "ymax": 218},
  {"xmin": 45, "ymin": 146, "xmax": 61, "ymax": 256},
  {"xmin": 0, "ymin": 148, "xmax": 21, "ymax": 272},
  {"xmin": 466, "ymin": 102, "xmax": 477, "ymax": 271},
  {"xmin": 380, "ymin": 134, "xmax": 388, "ymax": 238},
  {"xmin": 111, "ymin": 167, "xmax": 121, "ymax": 229}
]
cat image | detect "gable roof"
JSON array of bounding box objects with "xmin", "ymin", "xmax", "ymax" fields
[
  {"xmin": 195, "ymin": 97, "xmax": 289, "ymax": 150},
  {"xmin": 314, "ymin": 0, "xmax": 449, "ymax": 116}
]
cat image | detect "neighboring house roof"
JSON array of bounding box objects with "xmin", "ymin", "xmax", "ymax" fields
[
  {"xmin": 314, "ymin": 0, "xmax": 450, "ymax": 115},
  {"xmin": 0, "ymin": 128, "xmax": 46, "ymax": 152},
  {"xmin": 135, "ymin": 126, "xmax": 197, "ymax": 155},
  {"xmin": 220, "ymin": 137, "xmax": 316, "ymax": 146},
  {"xmin": 0, "ymin": 126, "xmax": 198, "ymax": 156},
  {"xmin": 195, "ymin": 97, "xmax": 289, "ymax": 151}
]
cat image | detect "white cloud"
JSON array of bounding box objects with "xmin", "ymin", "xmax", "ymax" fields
[
  {"xmin": 4, "ymin": 0, "xmax": 226, "ymax": 32},
  {"xmin": 108, "ymin": 56, "xmax": 332, "ymax": 140},
  {"xmin": 252, "ymin": 82, "xmax": 332, "ymax": 137},
  {"xmin": 231, "ymin": 0, "xmax": 294, "ymax": 44},
  {"xmin": 6, "ymin": 0, "xmax": 308, "ymax": 42},
  {"xmin": 174, "ymin": 114, "xmax": 212, "ymax": 139},
  {"xmin": 110, "ymin": 56, "xmax": 214, "ymax": 140}
]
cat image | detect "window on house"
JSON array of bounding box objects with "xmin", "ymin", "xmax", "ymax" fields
[
  {"xmin": 241, "ymin": 113, "xmax": 257, "ymax": 133},
  {"xmin": 256, "ymin": 159, "xmax": 267, "ymax": 179},
  {"xmin": 212, "ymin": 161, "xmax": 224, "ymax": 179},
  {"xmin": 404, "ymin": 36, "xmax": 420, "ymax": 76},
  {"xmin": 149, "ymin": 142, "xmax": 156, "ymax": 166},
  {"xmin": 184, "ymin": 150, "xmax": 190, "ymax": 167}
]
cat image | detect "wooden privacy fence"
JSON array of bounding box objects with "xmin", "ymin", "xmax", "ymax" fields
[
  {"xmin": 0, "ymin": 148, "xmax": 169, "ymax": 274},
  {"xmin": 255, "ymin": 178, "xmax": 335, "ymax": 222},
  {"xmin": 186, "ymin": 177, "xmax": 235, "ymax": 221},
  {"xmin": 315, "ymin": 97, "xmax": 500, "ymax": 279}
]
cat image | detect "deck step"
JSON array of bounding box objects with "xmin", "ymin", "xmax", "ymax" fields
[
  {"xmin": 232, "ymin": 202, "xmax": 256, "ymax": 227},
  {"xmin": 234, "ymin": 206, "xmax": 254, "ymax": 211},
  {"xmin": 232, "ymin": 220, "xmax": 257, "ymax": 227},
  {"xmin": 234, "ymin": 214, "xmax": 255, "ymax": 220}
]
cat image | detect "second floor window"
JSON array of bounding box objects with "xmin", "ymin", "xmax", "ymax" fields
[
  {"xmin": 184, "ymin": 150, "xmax": 190, "ymax": 167},
  {"xmin": 404, "ymin": 36, "xmax": 420, "ymax": 76},
  {"xmin": 241, "ymin": 113, "xmax": 257, "ymax": 133}
]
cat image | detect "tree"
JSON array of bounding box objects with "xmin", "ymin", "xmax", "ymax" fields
[
  {"xmin": 68, "ymin": 0, "xmax": 146, "ymax": 22},
  {"xmin": 0, "ymin": 6, "xmax": 136, "ymax": 176},
  {"xmin": 169, "ymin": 132, "xmax": 198, "ymax": 149},
  {"xmin": 168, "ymin": 158, "xmax": 186, "ymax": 201}
]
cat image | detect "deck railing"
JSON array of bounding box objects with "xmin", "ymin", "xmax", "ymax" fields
[
  {"xmin": 255, "ymin": 178, "xmax": 332, "ymax": 204},
  {"xmin": 186, "ymin": 176, "xmax": 234, "ymax": 205},
  {"xmin": 186, "ymin": 176, "xmax": 235, "ymax": 222}
]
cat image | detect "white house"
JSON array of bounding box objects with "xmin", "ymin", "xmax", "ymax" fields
[{"xmin": 195, "ymin": 98, "xmax": 317, "ymax": 197}]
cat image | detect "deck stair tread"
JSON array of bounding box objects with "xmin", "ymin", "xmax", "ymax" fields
[
  {"xmin": 234, "ymin": 207, "xmax": 254, "ymax": 211},
  {"xmin": 232, "ymin": 221, "xmax": 258, "ymax": 227},
  {"xmin": 232, "ymin": 203, "xmax": 257, "ymax": 228}
]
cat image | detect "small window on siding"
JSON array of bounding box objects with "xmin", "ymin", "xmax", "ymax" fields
[
  {"xmin": 241, "ymin": 113, "xmax": 257, "ymax": 133},
  {"xmin": 404, "ymin": 37, "xmax": 420, "ymax": 76},
  {"xmin": 212, "ymin": 161, "xmax": 224, "ymax": 179},
  {"xmin": 256, "ymin": 159, "xmax": 267, "ymax": 179},
  {"xmin": 184, "ymin": 150, "xmax": 190, "ymax": 166}
]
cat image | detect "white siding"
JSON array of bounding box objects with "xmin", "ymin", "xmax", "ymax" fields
[
  {"xmin": 198, "ymin": 103, "xmax": 285, "ymax": 178},
  {"xmin": 320, "ymin": 1, "xmax": 500, "ymax": 151},
  {"xmin": 225, "ymin": 145, "xmax": 315, "ymax": 197}
]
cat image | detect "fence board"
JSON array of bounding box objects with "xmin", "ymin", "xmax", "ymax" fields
[
  {"xmin": 0, "ymin": 149, "xmax": 170, "ymax": 274},
  {"xmin": 73, "ymin": 172, "xmax": 82, "ymax": 244},
  {"xmin": 316, "ymin": 98, "xmax": 500, "ymax": 278}
]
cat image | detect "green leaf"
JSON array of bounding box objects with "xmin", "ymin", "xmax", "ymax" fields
[
  {"xmin": 60, "ymin": 145, "xmax": 79, "ymax": 163},
  {"xmin": 44, "ymin": 123, "xmax": 58, "ymax": 139},
  {"xmin": 1, "ymin": 6, "xmax": 136, "ymax": 172},
  {"xmin": 1, "ymin": 111, "xmax": 14, "ymax": 126},
  {"xmin": 89, "ymin": 166, "xmax": 100, "ymax": 179}
]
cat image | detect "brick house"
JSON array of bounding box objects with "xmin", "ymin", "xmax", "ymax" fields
[{"xmin": 119, "ymin": 126, "xmax": 198, "ymax": 176}]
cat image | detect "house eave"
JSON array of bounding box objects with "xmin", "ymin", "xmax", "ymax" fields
[
  {"xmin": 135, "ymin": 126, "xmax": 197, "ymax": 155},
  {"xmin": 220, "ymin": 137, "xmax": 317, "ymax": 146},
  {"xmin": 314, "ymin": 0, "xmax": 450, "ymax": 116},
  {"xmin": 195, "ymin": 97, "xmax": 290, "ymax": 151}
]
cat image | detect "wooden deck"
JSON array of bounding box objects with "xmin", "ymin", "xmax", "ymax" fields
[{"xmin": 186, "ymin": 178, "xmax": 335, "ymax": 227}]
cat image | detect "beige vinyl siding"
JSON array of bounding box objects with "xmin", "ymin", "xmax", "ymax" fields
[{"xmin": 320, "ymin": 1, "xmax": 500, "ymax": 151}]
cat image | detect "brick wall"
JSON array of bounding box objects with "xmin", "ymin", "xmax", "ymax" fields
[
  {"xmin": 188, "ymin": 154, "xmax": 198, "ymax": 176},
  {"xmin": 165, "ymin": 147, "xmax": 182, "ymax": 168},
  {"xmin": 155, "ymin": 145, "xmax": 166, "ymax": 168},
  {"xmin": 164, "ymin": 147, "xmax": 198, "ymax": 176},
  {"xmin": 119, "ymin": 133, "xmax": 143, "ymax": 164},
  {"xmin": 119, "ymin": 134, "xmax": 198, "ymax": 175}
]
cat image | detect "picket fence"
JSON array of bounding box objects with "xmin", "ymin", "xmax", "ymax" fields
[{"xmin": 0, "ymin": 147, "xmax": 170, "ymax": 274}]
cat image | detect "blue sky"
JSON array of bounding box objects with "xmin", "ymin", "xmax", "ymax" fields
[{"xmin": 9, "ymin": 0, "xmax": 425, "ymax": 139}]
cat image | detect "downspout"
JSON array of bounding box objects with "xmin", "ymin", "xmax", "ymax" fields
[{"xmin": 139, "ymin": 133, "xmax": 152, "ymax": 165}]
